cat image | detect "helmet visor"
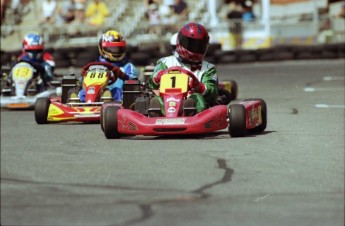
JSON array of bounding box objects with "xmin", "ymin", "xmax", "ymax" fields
[
  {"xmin": 178, "ymin": 33, "xmax": 208, "ymax": 54},
  {"xmin": 103, "ymin": 46, "xmax": 126, "ymax": 56},
  {"xmin": 102, "ymin": 41, "xmax": 126, "ymax": 56},
  {"xmin": 27, "ymin": 50, "xmax": 43, "ymax": 60}
]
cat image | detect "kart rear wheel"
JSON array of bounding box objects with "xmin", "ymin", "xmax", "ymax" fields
[
  {"xmin": 183, "ymin": 98, "xmax": 196, "ymax": 116},
  {"xmin": 244, "ymin": 98, "xmax": 267, "ymax": 133},
  {"xmin": 217, "ymin": 88, "xmax": 232, "ymax": 106},
  {"xmin": 104, "ymin": 106, "xmax": 121, "ymax": 139},
  {"xmin": 67, "ymin": 88, "xmax": 79, "ymax": 103},
  {"xmin": 228, "ymin": 104, "xmax": 246, "ymax": 137},
  {"xmin": 229, "ymin": 80, "xmax": 238, "ymax": 101},
  {"xmin": 35, "ymin": 97, "xmax": 51, "ymax": 124},
  {"xmin": 148, "ymin": 97, "xmax": 162, "ymax": 117}
]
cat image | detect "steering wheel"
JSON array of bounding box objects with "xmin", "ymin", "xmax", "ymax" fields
[{"xmin": 165, "ymin": 66, "xmax": 200, "ymax": 87}]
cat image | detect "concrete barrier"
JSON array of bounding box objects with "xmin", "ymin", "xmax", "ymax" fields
[{"xmin": 1, "ymin": 43, "xmax": 344, "ymax": 69}]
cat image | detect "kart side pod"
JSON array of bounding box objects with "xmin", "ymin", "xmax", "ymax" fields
[{"xmin": 228, "ymin": 98, "xmax": 267, "ymax": 137}]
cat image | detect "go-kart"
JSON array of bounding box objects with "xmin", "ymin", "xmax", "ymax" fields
[
  {"xmin": 34, "ymin": 62, "xmax": 141, "ymax": 124},
  {"xmin": 141, "ymin": 64, "xmax": 238, "ymax": 106},
  {"xmin": 101, "ymin": 66, "xmax": 266, "ymax": 139},
  {"xmin": 1, "ymin": 61, "xmax": 59, "ymax": 109}
]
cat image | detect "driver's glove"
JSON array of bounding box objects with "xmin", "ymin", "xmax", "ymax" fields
[
  {"xmin": 111, "ymin": 67, "xmax": 126, "ymax": 80},
  {"xmin": 189, "ymin": 79, "xmax": 206, "ymax": 94},
  {"xmin": 153, "ymin": 70, "xmax": 168, "ymax": 85}
]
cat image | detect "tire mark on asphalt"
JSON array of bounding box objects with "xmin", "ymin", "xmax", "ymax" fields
[
  {"xmin": 291, "ymin": 108, "xmax": 298, "ymax": 114},
  {"xmin": 0, "ymin": 177, "xmax": 182, "ymax": 193},
  {"xmin": 117, "ymin": 158, "xmax": 234, "ymax": 226},
  {"xmin": 192, "ymin": 159, "xmax": 234, "ymax": 194},
  {"xmin": 2, "ymin": 159, "xmax": 234, "ymax": 226}
]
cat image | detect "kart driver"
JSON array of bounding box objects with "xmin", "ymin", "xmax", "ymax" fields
[
  {"xmin": 16, "ymin": 32, "xmax": 56, "ymax": 90},
  {"xmin": 169, "ymin": 30, "xmax": 233, "ymax": 106},
  {"xmin": 148, "ymin": 22, "xmax": 218, "ymax": 116},
  {"xmin": 78, "ymin": 30, "xmax": 138, "ymax": 101}
]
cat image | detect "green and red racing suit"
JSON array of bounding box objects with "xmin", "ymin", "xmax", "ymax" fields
[{"xmin": 148, "ymin": 55, "xmax": 218, "ymax": 113}]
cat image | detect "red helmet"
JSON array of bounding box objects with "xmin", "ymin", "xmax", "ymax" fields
[{"xmin": 176, "ymin": 22, "xmax": 209, "ymax": 63}]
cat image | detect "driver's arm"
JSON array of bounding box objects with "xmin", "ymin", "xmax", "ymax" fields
[
  {"xmin": 201, "ymin": 67, "xmax": 218, "ymax": 105},
  {"xmin": 149, "ymin": 60, "xmax": 168, "ymax": 89}
]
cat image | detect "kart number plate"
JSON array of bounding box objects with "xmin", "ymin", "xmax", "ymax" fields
[
  {"xmin": 155, "ymin": 118, "xmax": 186, "ymax": 125},
  {"xmin": 160, "ymin": 73, "xmax": 189, "ymax": 94},
  {"xmin": 84, "ymin": 71, "xmax": 108, "ymax": 87},
  {"xmin": 12, "ymin": 67, "xmax": 33, "ymax": 79}
]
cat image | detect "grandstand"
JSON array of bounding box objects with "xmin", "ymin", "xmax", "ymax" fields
[{"xmin": 1, "ymin": 0, "xmax": 344, "ymax": 67}]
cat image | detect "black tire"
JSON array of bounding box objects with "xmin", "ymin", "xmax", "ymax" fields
[
  {"xmin": 100, "ymin": 105, "xmax": 104, "ymax": 131},
  {"xmin": 35, "ymin": 97, "xmax": 51, "ymax": 124},
  {"xmin": 67, "ymin": 87, "xmax": 79, "ymax": 102},
  {"xmin": 229, "ymin": 80, "xmax": 238, "ymax": 101},
  {"xmin": 243, "ymin": 98, "xmax": 267, "ymax": 133},
  {"xmin": 217, "ymin": 88, "xmax": 232, "ymax": 106},
  {"xmin": 228, "ymin": 104, "xmax": 246, "ymax": 137},
  {"xmin": 183, "ymin": 98, "xmax": 196, "ymax": 116},
  {"xmin": 148, "ymin": 97, "xmax": 162, "ymax": 117},
  {"xmin": 103, "ymin": 106, "xmax": 121, "ymax": 139}
]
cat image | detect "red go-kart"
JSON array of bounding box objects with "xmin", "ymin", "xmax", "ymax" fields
[{"xmin": 101, "ymin": 66, "xmax": 267, "ymax": 139}]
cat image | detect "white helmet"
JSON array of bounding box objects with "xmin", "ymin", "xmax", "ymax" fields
[{"xmin": 170, "ymin": 32, "xmax": 178, "ymax": 53}]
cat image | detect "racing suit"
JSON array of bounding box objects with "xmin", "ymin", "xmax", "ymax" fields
[
  {"xmin": 149, "ymin": 55, "xmax": 218, "ymax": 113},
  {"xmin": 17, "ymin": 52, "xmax": 55, "ymax": 90},
  {"xmin": 78, "ymin": 55, "xmax": 138, "ymax": 102}
]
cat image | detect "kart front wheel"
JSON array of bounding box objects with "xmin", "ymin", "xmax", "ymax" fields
[
  {"xmin": 100, "ymin": 105, "xmax": 104, "ymax": 131},
  {"xmin": 35, "ymin": 97, "xmax": 51, "ymax": 124},
  {"xmin": 228, "ymin": 104, "xmax": 246, "ymax": 137},
  {"xmin": 104, "ymin": 106, "xmax": 121, "ymax": 139},
  {"xmin": 244, "ymin": 98, "xmax": 267, "ymax": 133}
]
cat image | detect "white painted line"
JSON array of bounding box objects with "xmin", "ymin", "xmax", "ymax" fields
[
  {"xmin": 304, "ymin": 87, "xmax": 315, "ymax": 92},
  {"xmin": 304, "ymin": 87, "xmax": 344, "ymax": 92},
  {"xmin": 315, "ymin": 104, "xmax": 345, "ymax": 109},
  {"xmin": 323, "ymin": 76, "xmax": 345, "ymax": 81}
]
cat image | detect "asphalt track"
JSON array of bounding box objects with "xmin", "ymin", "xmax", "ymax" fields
[{"xmin": 1, "ymin": 59, "xmax": 344, "ymax": 226}]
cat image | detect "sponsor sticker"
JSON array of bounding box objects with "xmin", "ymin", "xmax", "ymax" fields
[
  {"xmin": 166, "ymin": 97, "xmax": 180, "ymax": 102},
  {"xmin": 167, "ymin": 107, "xmax": 176, "ymax": 113},
  {"xmin": 248, "ymin": 106, "xmax": 261, "ymax": 124},
  {"xmin": 88, "ymin": 65, "xmax": 108, "ymax": 71},
  {"xmin": 87, "ymin": 86, "xmax": 95, "ymax": 94},
  {"xmin": 155, "ymin": 118, "xmax": 186, "ymax": 125}
]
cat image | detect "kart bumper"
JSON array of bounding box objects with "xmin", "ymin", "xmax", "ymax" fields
[
  {"xmin": 116, "ymin": 105, "xmax": 229, "ymax": 135},
  {"xmin": 47, "ymin": 101, "xmax": 101, "ymax": 122}
]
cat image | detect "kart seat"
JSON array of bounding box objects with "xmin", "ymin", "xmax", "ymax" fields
[{"xmin": 123, "ymin": 80, "xmax": 141, "ymax": 109}]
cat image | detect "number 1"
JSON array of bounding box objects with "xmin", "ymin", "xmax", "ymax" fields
[{"xmin": 170, "ymin": 76, "xmax": 176, "ymax": 88}]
